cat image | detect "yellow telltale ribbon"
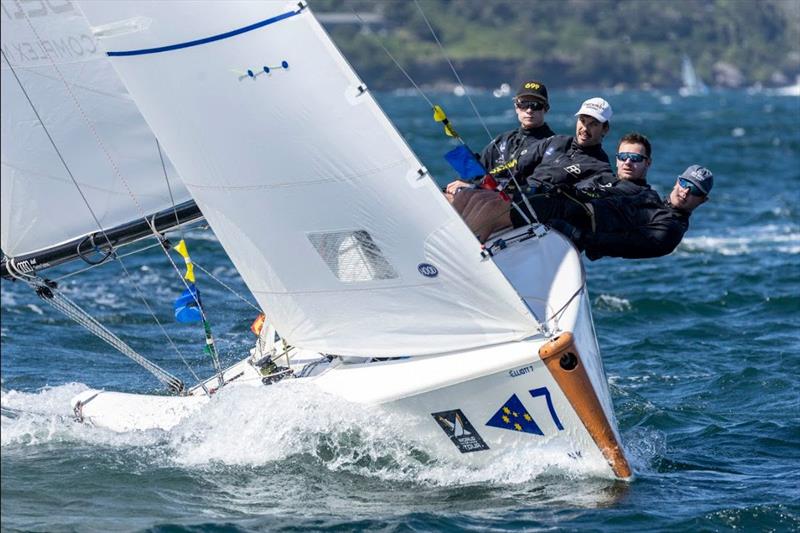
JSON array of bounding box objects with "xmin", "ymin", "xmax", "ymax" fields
[
  {"xmin": 433, "ymin": 105, "xmax": 459, "ymax": 138},
  {"xmin": 174, "ymin": 239, "xmax": 196, "ymax": 283}
]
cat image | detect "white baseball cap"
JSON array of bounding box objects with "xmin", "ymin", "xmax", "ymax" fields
[{"xmin": 575, "ymin": 97, "xmax": 613, "ymax": 123}]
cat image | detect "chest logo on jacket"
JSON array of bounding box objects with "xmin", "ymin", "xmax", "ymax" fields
[{"xmin": 564, "ymin": 164, "xmax": 582, "ymax": 176}]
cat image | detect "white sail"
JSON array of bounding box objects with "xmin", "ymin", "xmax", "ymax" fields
[
  {"xmin": 0, "ymin": 0, "xmax": 190, "ymax": 258},
  {"xmin": 77, "ymin": 1, "xmax": 539, "ymax": 357},
  {"xmin": 679, "ymin": 55, "xmax": 708, "ymax": 96}
]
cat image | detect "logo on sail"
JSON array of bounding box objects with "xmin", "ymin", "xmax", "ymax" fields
[
  {"xmin": 431, "ymin": 409, "xmax": 489, "ymax": 453},
  {"xmin": 417, "ymin": 263, "xmax": 439, "ymax": 278}
]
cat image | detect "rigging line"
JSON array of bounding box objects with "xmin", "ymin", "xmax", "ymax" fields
[
  {"xmin": 21, "ymin": 275, "xmax": 185, "ymax": 392},
  {"xmin": 349, "ymin": 8, "xmax": 434, "ymax": 109},
  {"xmin": 549, "ymin": 284, "xmax": 585, "ymax": 328},
  {"xmin": 14, "ymin": 2, "xmax": 175, "ymax": 262},
  {"xmin": 4, "ymin": 44, "xmax": 201, "ymax": 390},
  {"xmin": 156, "ymin": 139, "xmax": 185, "ymax": 242},
  {"xmin": 40, "ymin": 241, "xmax": 210, "ymax": 395},
  {"xmin": 0, "ymin": 47, "xmax": 116, "ymax": 255},
  {"xmin": 412, "ymin": 0, "xmax": 495, "ymax": 144},
  {"xmin": 150, "ymin": 232, "xmax": 226, "ymax": 382},
  {"xmin": 192, "ymin": 261, "xmax": 262, "ymax": 314},
  {"xmin": 51, "ymin": 241, "xmax": 166, "ymax": 282},
  {"xmin": 14, "ymin": 5, "xmax": 219, "ymax": 388}
]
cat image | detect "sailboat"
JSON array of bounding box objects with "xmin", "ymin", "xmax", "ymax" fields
[
  {"xmin": 772, "ymin": 75, "xmax": 800, "ymax": 97},
  {"xmin": 679, "ymin": 54, "xmax": 709, "ymax": 97},
  {"xmin": 1, "ymin": 1, "xmax": 631, "ymax": 479}
]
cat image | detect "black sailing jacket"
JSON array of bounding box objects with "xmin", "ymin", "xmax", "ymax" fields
[
  {"xmin": 514, "ymin": 135, "xmax": 612, "ymax": 187},
  {"xmin": 512, "ymin": 183, "xmax": 691, "ymax": 261},
  {"xmin": 478, "ymin": 123, "xmax": 556, "ymax": 180},
  {"xmin": 583, "ymin": 193, "xmax": 691, "ymax": 260}
]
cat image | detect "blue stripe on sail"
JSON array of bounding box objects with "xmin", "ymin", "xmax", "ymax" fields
[{"xmin": 107, "ymin": 9, "xmax": 301, "ymax": 57}]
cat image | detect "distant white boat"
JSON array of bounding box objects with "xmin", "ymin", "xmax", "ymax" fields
[
  {"xmin": 679, "ymin": 55, "xmax": 709, "ymax": 97},
  {"xmin": 773, "ymin": 75, "xmax": 800, "ymax": 97},
  {"xmin": 492, "ymin": 83, "xmax": 511, "ymax": 98}
]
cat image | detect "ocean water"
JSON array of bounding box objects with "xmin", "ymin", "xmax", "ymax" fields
[{"xmin": 2, "ymin": 90, "xmax": 799, "ymax": 532}]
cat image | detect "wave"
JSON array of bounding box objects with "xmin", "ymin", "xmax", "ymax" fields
[
  {"xmin": 593, "ymin": 294, "xmax": 632, "ymax": 312},
  {"xmin": 2, "ymin": 382, "xmax": 619, "ymax": 486},
  {"xmin": 679, "ymin": 225, "xmax": 799, "ymax": 255}
]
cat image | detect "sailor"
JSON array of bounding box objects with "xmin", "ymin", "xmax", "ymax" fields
[
  {"xmin": 574, "ymin": 132, "xmax": 654, "ymax": 200},
  {"xmin": 479, "ymin": 80, "xmax": 556, "ymax": 175},
  {"xmin": 557, "ymin": 165, "xmax": 714, "ymax": 260},
  {"xmin": 443, "ymin": 80, "xmax": 555, "ymax": 201},
  {"xmin": 448, "ymin": 96, "xmax": 613, "ymax": 206},
  {"xmin": 513, "ymin": 96, "xmax": 614, "ymax": 188},
  {"xmin": 458, "ymin": 165, "xmax": 714, "ymax": 260}
]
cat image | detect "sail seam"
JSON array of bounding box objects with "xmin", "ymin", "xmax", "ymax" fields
[
  {"xmin": 106, "ymin": 10, "xmax": 303, "ymax": 57},
  {"xmin": 250, "ymin": 281, "xmax": 480, "ymax": 295},
  {"xmin": 181, "ymin": 159, "xmax": 416, "ymax": 190}
]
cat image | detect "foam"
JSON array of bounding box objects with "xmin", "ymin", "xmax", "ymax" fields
[
  {"xmin": 680, "ymin": 225, "xmax": 799, "ymax": 256},
  {"xmin": 594, "ymin": 294, "xmax": 632, "ymax": 312},
  {"xmin": 1, "ymin": 384, "xmax": 163, "ymax": 448},
  {"xmin": 2, "ymin": 382, "xmax": 616, "ymax": 486}
]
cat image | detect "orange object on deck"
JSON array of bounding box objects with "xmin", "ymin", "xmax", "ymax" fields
[
  {"xmin": 250, "ymin": 313, "xmax": 266, "ymax": 336},
  {"xmin": 539, "ymin": 332, "xmax": 633, "ymax": 480}
]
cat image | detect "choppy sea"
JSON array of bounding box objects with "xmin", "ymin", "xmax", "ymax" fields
[{"xmin": 2, "ymin": 90, "xmax": 799, "ymax": 532}]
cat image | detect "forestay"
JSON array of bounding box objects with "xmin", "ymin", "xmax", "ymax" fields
[
  {"xmin": 0, "ymin": 0, "xmax": 190, "ymax": 258},
  {"xmin": 78, "ymin": 1, "xmax": 540, "ymax": 356}
]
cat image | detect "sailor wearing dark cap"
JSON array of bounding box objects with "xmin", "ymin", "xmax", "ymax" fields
[
  {"xmin": 538, "ymin": 164, "xmax": 714, "ymax": 260},
  {"xmin": 477, "ymin": 80, "xmax": 556, "ymax": 179}
]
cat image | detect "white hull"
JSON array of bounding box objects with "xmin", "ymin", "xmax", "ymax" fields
[{"xmin": 72, "ymin": 230, "xmax": 632, "ymax": 479}]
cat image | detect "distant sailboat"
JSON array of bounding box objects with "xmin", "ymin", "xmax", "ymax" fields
[
  {"xmin": 773, "ymin": 75, "xmax": 800, "ymax": 97},
  {"xmin": 679, "ymin": 55, "xmax": 708, "ymax": 97}
]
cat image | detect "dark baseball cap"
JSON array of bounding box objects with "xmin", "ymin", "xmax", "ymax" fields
[
  {"xmin": 678, "ymin": 165, "xmax": 714, "ymax": 195},
  {"xmin": 516, "ymin": 80, "xmax": 549, "ymax": 104}
]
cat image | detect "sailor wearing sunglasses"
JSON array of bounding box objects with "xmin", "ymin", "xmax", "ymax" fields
[
  {"xmin": 544, "ymin": 164, "xmax": 713, "ymax": 260},
  {"xmin": 454, "ymin": 162, "xmax": 713, "ymax": 260},
  {"xmin": 444, "ymin": 81, "xmax": 556, "ymax": 200},
  {"xmin": 575, "ymin": 132, "xmax": 654, "ymax": 200},
  {"xmin": 478, "ymin": 80, "xmax": 555, "ymax": 177},
  {"xmin": 510, "ymin": 96, "xmax": 614, "ymax": 191}
]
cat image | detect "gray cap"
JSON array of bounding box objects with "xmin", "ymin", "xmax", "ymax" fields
[{"xmin": 679, "ymin": 165, "xmax": 714, "ymax": 195}]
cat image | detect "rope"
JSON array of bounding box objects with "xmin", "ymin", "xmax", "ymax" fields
[
  {"xmin": 0, "ymin": 47, "xmax": 115, "ymax": 254},
  {"xmin": 157, "ymin": 139, "xmax": 186, "ymax": 242},
  {"xmin": 349, "ymin": 9, "xmax": 434, "ymax": 109},
  {"xmin": 192, "ymin": 261, "xmax": 262, "ymax": 313},
  {"xmin": 11, "ymin": 5, "xmax": 220, "ymax": 389},
  {"xmin": 412, "ymin": 0, "xmax": 494, "ymax": 144},
  {"xmin": 26, "ymin": 276, "xmax": 185, "ymax": 393}
]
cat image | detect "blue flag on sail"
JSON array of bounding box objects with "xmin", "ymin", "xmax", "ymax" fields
[
  {"xmin": 174, "ymin": 283, "xmax": 202, "ymax": 323},
  {"xmin": 444, "ymin": 144, "xmax": 486, "ymax": 180}
]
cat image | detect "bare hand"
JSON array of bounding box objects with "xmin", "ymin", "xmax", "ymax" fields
[{"xmin": 444, "ymin": 180, "xmax": 473, "ymax": 203}]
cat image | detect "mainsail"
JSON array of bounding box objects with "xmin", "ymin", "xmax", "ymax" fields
[
  {"xmin": 78, "ymin": 1, "xmax": 540, "ymax": 357},
  {"xmin": 680, "ymin": 54, "xmax": 708, "ymax": 96},
  {"xmin": 0, "ymin": 0, "xmax": 195, "ymax": 272}
]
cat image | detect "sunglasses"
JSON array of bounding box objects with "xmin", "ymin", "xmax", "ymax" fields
[
  {"xmin": 515, "ymin": 100, "xmax": 545, "ymax": 111},
  {"xmin": 616, "ymin": 152, "xmax": 648, "ymax": 163},
  {"xmin": 678, "ymin": 178, "xmax": 706, "ymax": 196}
]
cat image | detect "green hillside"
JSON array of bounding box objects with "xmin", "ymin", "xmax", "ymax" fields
[{"xmin": 312, "ymin": 0, "xmax": 800, "ymax": 90}]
